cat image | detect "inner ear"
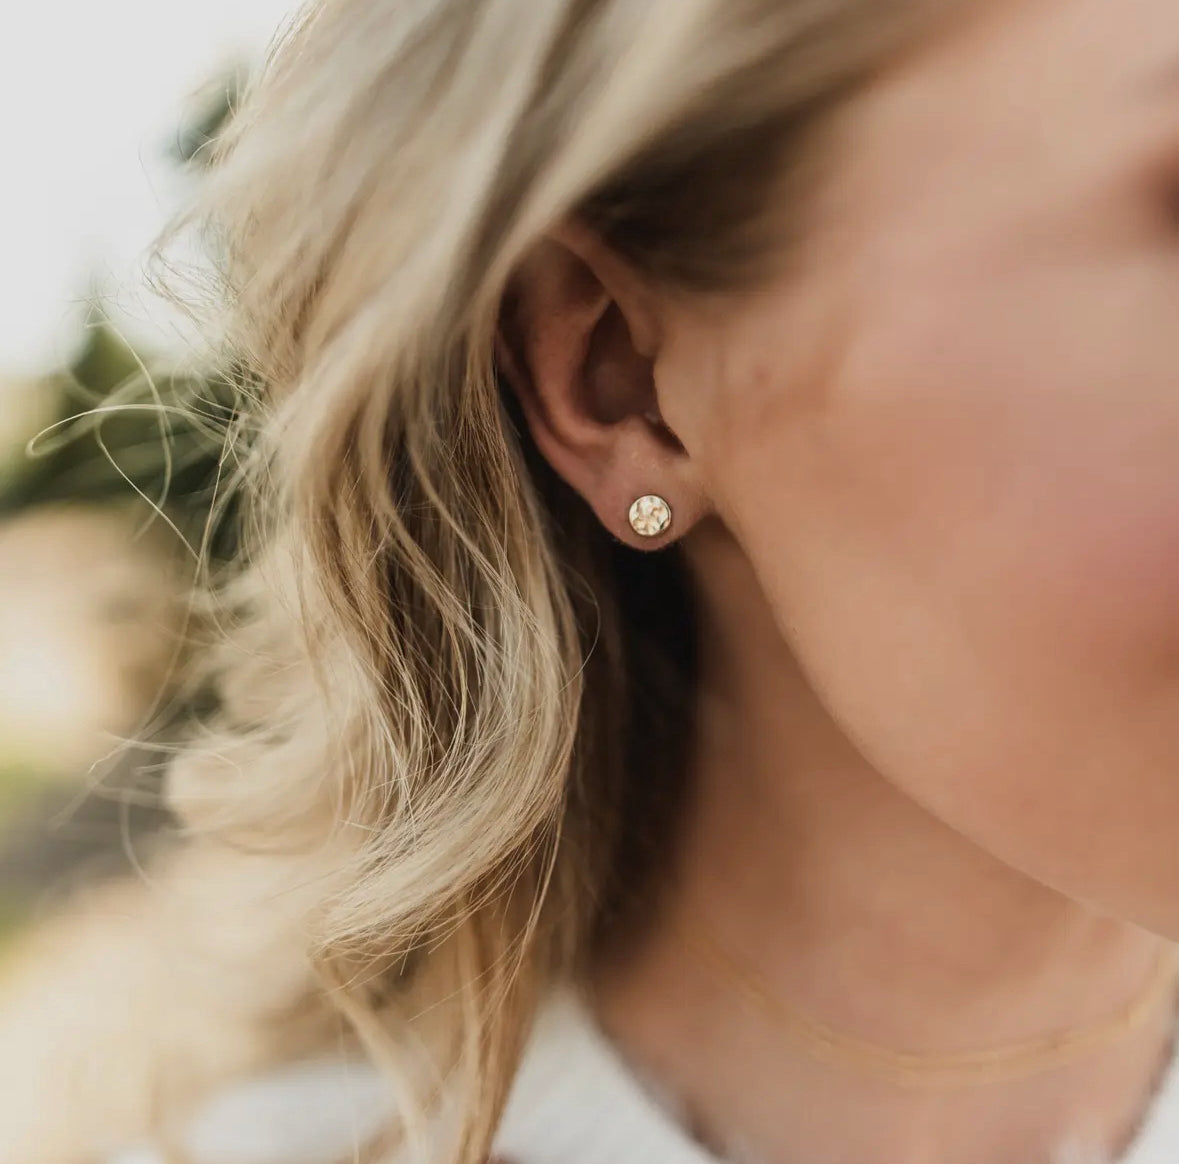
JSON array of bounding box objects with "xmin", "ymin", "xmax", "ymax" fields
[{"xmin": 583, "ymin": 301, "xmax": 659, "ymax": 426}]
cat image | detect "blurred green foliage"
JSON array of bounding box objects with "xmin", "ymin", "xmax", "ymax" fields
[
  {"xmin": 1, "ymin": 69, "xmax": 245, "ymax": 546},
  {"xmin": 0, "ymin": 73, "xmax": 246, "ymax": 949},
  {"xmin": 0, "ymin": 318, "xmax": 242, "ymax": 559}
]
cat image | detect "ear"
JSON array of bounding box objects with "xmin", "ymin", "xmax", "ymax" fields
[{"xmin": 496, "ymin": 221, "xmax": 709, "ymax": 548}]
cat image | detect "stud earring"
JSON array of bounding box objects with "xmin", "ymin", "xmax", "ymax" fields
[{"xmin": 629, "ymin": 494, "xmax": 672, "ymax": 538}]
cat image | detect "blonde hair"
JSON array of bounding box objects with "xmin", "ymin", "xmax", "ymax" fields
[{"xmin": 155, "ymin": 0, "xmax": 933, "ymax": 1159}]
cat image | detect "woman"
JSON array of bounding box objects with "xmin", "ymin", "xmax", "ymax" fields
[{"xmin": 6, "ymin": 0, "xmax": 1179, "ymax": 1160}]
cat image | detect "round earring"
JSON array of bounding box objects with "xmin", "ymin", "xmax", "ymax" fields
[{"xmin": 629, "ymin": 494, "xmax": 672, "ymax": 538}]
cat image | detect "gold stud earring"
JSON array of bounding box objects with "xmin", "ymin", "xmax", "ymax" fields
[{"xmin": 629, "ymin": 494, "xmax": 672, "ymax": 538}]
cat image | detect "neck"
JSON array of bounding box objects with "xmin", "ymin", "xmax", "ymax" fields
[{"xmin": 591, "ymin": 521, "xmax": 1178, "ymax": 1164}]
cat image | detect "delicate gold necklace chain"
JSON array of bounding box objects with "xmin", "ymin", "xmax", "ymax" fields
[{"xmin": 677, "ymin": 917, "xmax": 1179, "ymax": 1090}]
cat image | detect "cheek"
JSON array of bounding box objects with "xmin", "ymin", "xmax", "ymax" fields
[
  {"xmin": 1017, "ymin": 467, "xmax": 1179, "ymax": 666},
  {"xmin": 705, "ymin": 326, "xmax": 1179, "ymax": 937}
]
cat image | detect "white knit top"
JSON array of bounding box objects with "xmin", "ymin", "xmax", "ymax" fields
[{"xmin": 110, "ymin": 987, "xmax": 1179, "ymax": 1164}]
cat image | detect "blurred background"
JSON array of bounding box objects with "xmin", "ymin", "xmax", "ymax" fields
[{"xmin": 0, "ymin": 0, "xmax": 295, "ymax": 951}]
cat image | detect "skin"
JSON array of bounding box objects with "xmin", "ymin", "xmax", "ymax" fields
[{"xmin": 502, "ymin": 0, "xmax": 1179, "ymax": 1160}]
